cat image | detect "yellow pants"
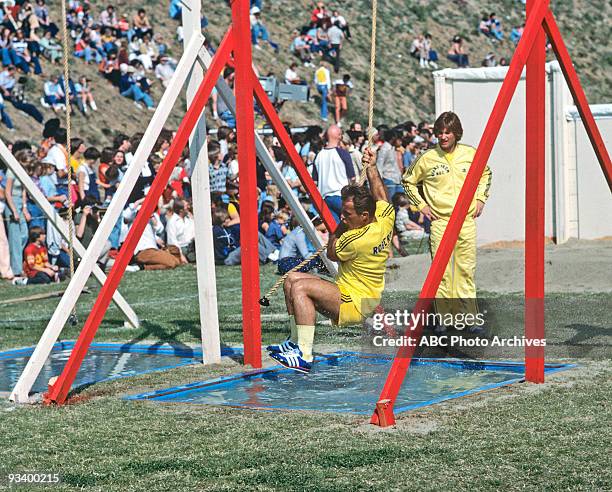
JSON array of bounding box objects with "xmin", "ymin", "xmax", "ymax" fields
[{"xmin": 429, "ymin": 217, "xmax": 478, "ymax": 316}]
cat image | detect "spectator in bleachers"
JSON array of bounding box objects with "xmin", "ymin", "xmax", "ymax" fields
[
  {"xmin": 118, "ymin": 63, "xmax": 154, "ymax": 110},
  {"xmin": 217, "ymin": 68, "xmax": 236, "ymax": 128},
  {"xmin": 0, "ymin": 93, "xmax": 14, "ymax": 130},
  {"xmin": 314, "ymin": 61, "xmax": 331, "ymax": 121},
  {"xmin": 99, "ymin": 5, "xmax": 118, "ymax": 29},
  {"xmin": 265, "ymin": 210, "xmax": 289, "ymax": 249},
  {"xmin": 311, "ymin": 2, "xmax": 330, "ymax": 24},
  {"xmin": 333, "ymin": 73, "xmax": 352, "ymax": 126},
  {"xmin": 2, "ymin": 70, "xmax": 44, "ymax": 122},
  {"xmin": 154, "ymin": 54, "xmax": 176, "ymax": 88},
  {"xmin": 12, "ymin": 226, "xmax": 59, "ymax": 285},
  {"xmin": 41, "ymin": 74, "xmax": 64, "ymax": 111},
  {"xmin": 74, "ymin": 29, "xmax": 102, "ymax": 64},
  {"xmin": 12, "ymin": 29, "xmax": 42, "ymax": 74},
  {"xmin": 249, "ymin": 6, "xmax": 279, "ymax": 52},
  {"xmin": 3, "ymin": 149, "xmax": 34, "ymax": 277},
  {"xmin": 447, "ymin": 35, "xmax": 469, "ymax": 67},
  {"xmin": 169, "ymin": 0, "xmax": 182, "ymax": 21},
  {"xmin": 376, "ymin": 128, "xmax": 403, "ymax": 198},
  {"xmin": 290, "ymin": 31, "xmax": 314, "ymax": 67},
  {"xmin": 482, "ymin": 52, "xmax": 497, "ymax": 67},
  {"xmin": 0, "ymin": 176, "xmax": 15, "ymax": 280},
  {"xmin": 75, "ymin": 75, "xmax": 97, "ymax": 112},
  {"xmin": 76, "ymin": 147, "xmax": 100, "ymax": 204},
  {"xmin": 165, "ymin": 199, "xmax": 195, "ymax": 264},
  {"xmin": 479, "ymin": 15, "xmax": 492, "ymax": 38},
  {"xmin": 132, "ymin": 8, "xmax": 152, "ymax": 40},
  {"xmin": 284, "ymin": 62, "xmax": 306, "ymax": 85},
  {"xmin": 39, "ymin": 30, "xmax": 62, "ymax": 63},
  {"xmin": 312, "ymin": 124, "xmax": 354, "ymax": 222},
  {"xmin": 34, "ymin": 0, "xmax": 59, "ymax": 37},
  {"xmin": 208, "ymin": 142, "xmax": 228, "ymax": 194},
  {"xmin": 330, "ymin": 10, "xmax": 350, "ymax": 39},
  {"xmin": 510, "ymin": 24, "xmax": 524, "ymax": 45},
  {"xmin": 327, "ymin": 20, "xmax": 344, "ymax": 72},
  {"xmin": 43, "ymin": 127, "xmax": 69, "ymax": 197},
  {"xmin": 487, "ymin": 12, "xmax": 504, "ymax": 41},
  {"xmin": 393, "ymin": 193, "xmax": 427, "ymax": 243},
  {"xmin": 402, "ymin": 135, "xmax": 417, "ymax": 170}
]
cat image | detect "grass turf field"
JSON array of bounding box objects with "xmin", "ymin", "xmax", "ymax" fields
[{"xmin": 0, "ymin": 264, "xmax": 610, "ymax": 491}]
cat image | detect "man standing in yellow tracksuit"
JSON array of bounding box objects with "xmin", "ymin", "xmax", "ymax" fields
[{"xmin": 403, "ymin": 112, "xmax": 492, "ymax": 333}]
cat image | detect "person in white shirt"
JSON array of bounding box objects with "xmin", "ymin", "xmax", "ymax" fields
[
  {"xmin": 42, "ymin": 75, "xmax": 65, "ymax": 111},
  {"xmin": 327, "ymin": 21, "xmax": 344, "ymax": 73},
  {"xmin": 165, "ymin": 200, "xmax": 195, "ymax": 263},
  {"xmin": 154, "ymin": 55, "xmax": 176, "ymax": 88},
  {"xmin": 314, "ymin": 62, "xmax": 331, "ymax": 121},
  {"xmin": 42, "ymin": 127, "xmax": 69, "ymax": 197},
  {"xmin": 124, "ymin": 199, "xmax": 182, "ymax": 270},
  {"xmin": 312, "ymin": 124, "xmax": 355, "ymax": 222},
  {"xmin": 330, "ymin": 10, "xmax": 350, "ymax": 39},
  {"xmin": 284, "ymin": 62, "xmax": 306, "ymax": 85}
]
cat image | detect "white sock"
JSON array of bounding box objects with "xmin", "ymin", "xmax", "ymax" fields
[{"xmin": 296, "ymin": 324, "xmax": 315, "ymax": 362}]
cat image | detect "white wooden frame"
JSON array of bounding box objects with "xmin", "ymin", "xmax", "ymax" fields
[
  {"xmin": 0, "ymin": 139, "xmax": 140, "ymax": 329},
  {"xmin": 10, "ymin": 34, "xmax": 206, "ymax": 403},
  {"xmin": 182, "ymin": 0, "xmax": 221, "ymax": 364}
]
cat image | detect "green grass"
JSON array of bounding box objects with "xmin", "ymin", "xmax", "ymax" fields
[{"xmin": 0, "ymin": 265, "xmax": 610, "ymax": 490}]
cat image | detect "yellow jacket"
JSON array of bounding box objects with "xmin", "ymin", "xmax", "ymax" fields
[{"xmin": 402, "ymin": 144, "xmax": 492, "ymax": 219}]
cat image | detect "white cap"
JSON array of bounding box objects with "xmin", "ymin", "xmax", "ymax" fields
[{"xmin": 250, "ymin": 6, "xmax": 260, "ymax": 14}]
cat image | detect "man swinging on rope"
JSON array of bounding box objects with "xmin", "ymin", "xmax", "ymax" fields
[{"xmin": 267, "ymin": 148, "xmax": 394, "ymax": 373}]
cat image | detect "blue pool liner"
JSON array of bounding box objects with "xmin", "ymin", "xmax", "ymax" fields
[
  {"xmin": 0, "ymin": 342, "xmax": 242, "ymax": 394},
  {"xmin": 125, "ymin": 351, "xmax": 575, "ymax": 415}
]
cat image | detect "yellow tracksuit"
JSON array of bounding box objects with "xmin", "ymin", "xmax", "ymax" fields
[{"xmin": 402, "ymin": 144, "xmax": 492, "ymax": 315}]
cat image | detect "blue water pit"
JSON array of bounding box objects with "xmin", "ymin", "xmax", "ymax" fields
[
  {"xmin": 0, "ymin": 342, "xmax": 239, "ymax": 395},
  {"xmin": 126, "ymin": 352, "xmax": 575, "ymax": 415}
]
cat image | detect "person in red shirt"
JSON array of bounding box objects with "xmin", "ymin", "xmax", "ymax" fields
[{"xmin": 14, "ymin": 227, "xmax": 59, "ymax": 285}]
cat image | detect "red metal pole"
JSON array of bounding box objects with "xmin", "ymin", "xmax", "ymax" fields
[
  {"xmin": 231, "ymin": 0, "xmax": 261, "ymax": 368},
  {"xmin": 251, "ymin": 71, "xmax": 337, "ymax": 232},
  {"xmin": 370, "ymin": 0, "xmax": 550, "ymax": 426},
  {"xmin": 525, "ymin": 0, "xmax": 546, "ymax": 383},
  {"xmin": 44, "ymin": 30, "xmax": 234, "ymax": 405},
  {"xmin": 543, "ymin": 11, "xmax": 612, "ymax": 192}
]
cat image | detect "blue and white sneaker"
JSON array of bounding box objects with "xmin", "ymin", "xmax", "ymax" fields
[
  {"xmin": 266, "ymin": 337, "xmax": 299, "ymax": 354},
  {"xmin": 269, "ymin": 349, "xmax": 312, "ymax": 374}
]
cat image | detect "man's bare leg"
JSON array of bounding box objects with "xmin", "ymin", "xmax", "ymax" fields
[
  {"xmin": 290, "ymin": 277, "xmax": 341, "ymax": 325},
  {"xmin": 283, "ymin": 271, "xmax": 320, "ymax": 315},
  {"xmin": 287, "ymin": 277, "xmax": 341, "ymax": 363}
]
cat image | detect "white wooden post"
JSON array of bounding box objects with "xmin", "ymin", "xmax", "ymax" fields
[
  {"xmin": 198, "ymin": 48, "xmax": 338, "ymax": 276},
  {"xmin": 182, "ymin": 0, "xmax": 221, "ymax": 364},
  {"xmin": 0, "ymin": 140, "xmax": 139, "ymax": 328},
  {"xmin": 10, "ymin": 35, "xmax": 205, "ymax": 403}
]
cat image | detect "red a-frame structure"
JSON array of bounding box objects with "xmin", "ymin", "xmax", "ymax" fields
[
  {"xmin": 371, "ymin": 0, "xmax": 612, "ymax": 427},
  {"xmin": 43, "ymin": 0, "xmax": 337, "ymax": 405},
  {"xmin": 44, "ymin": 0, "xmax": 610, "ymax": 420}
]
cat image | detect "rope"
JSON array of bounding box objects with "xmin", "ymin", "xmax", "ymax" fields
[
  {"xmin": 259, "ymin": 244, "xmax": 327, "ymax": 306},
  {"xmin": 259, "ymin": 0, "xmax": 378, "ymax": 306},
  {"xmin": 60, "ymin": 0, "xmax": 77, "ymax": 326},
  {"xmin": 365, "ymin": 0, "xmax": 378, "ymax": 155}
]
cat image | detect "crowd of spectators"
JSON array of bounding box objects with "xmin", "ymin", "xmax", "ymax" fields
[
  {"xmin": 0, "ymin": 112, "xmax": 435, "ymax": 285},
  {"xmin": 1, "ymin": 2, "xmax": 534, "ymax": 286},
  {"xmin": 0, "ymin": 0, "xmax": 183, "ymax": 132}
]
